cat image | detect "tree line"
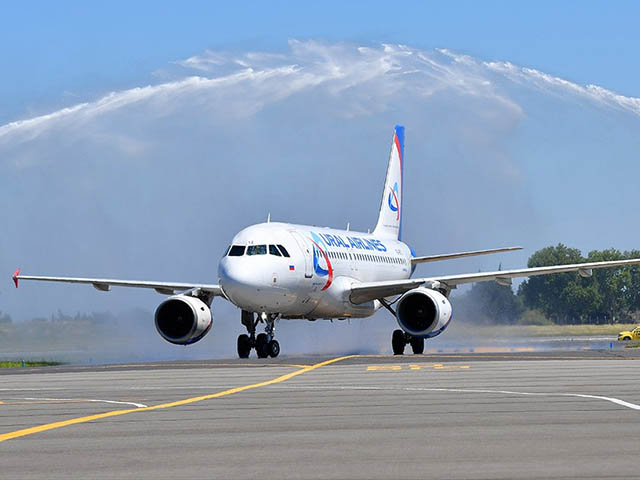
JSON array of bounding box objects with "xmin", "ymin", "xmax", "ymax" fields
[{"xmin": 452, "ymin": 244, "xmax": 640, "ymax": 325}]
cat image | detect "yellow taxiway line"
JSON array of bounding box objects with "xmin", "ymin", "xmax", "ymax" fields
[{"xmin": 0, "ymin": 355, "xmax": 358, "ymax": 443}]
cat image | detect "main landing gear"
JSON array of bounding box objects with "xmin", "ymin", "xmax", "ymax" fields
[
  {"xmin": 392, "ymin": 329, "xmax": 424, "ymax": 355},
  {"xmin": 238, "ymin": 311, "xmax": 280, "ymax": 359}
]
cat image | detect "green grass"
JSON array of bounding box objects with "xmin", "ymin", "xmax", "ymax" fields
[
  {"xmin": 506, "ymin": 324, "xmax": 638, "ymax": 336},
  {"xmin": 0, "ymin": 360, "xmax": 61, "ymax": 368},
  {"xmin": 455, "ymin": 323, "xmax": 639, "ymax": 337}
]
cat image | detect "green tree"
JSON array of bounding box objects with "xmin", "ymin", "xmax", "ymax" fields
[
  {"xmin": 518, "ymin": 244, "xmax": 587, "ymax": 323},
  {"xmin": 625, "ymin": 249, "xmax": 640, "ymax": 312},
  {"xmin": 586, "ymin": 249, "xmax": 630, "ymax": 322}
]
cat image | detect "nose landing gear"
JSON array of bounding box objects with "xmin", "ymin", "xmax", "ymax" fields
[{"xmin": 238, "ymin": 311, "xmax": 281, "ymax": 359}]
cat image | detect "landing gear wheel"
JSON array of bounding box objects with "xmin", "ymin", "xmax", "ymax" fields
[
  {"xmin": 237, "ymin": 334, "xmax": 251, "ymax": 358},
  {"xmin": 256, "ymin": 333, "xmax": 269, "ymax": 359},
  {"xmin": 267, "ymin": 340, "xmax": 280, "ymax": 358},
  {"xmin": 392, "ymin": 329, "xmax": 406, "ymax": 355},
  {"xmin": 410, "ymin": 336, "xmax": 424, "ymax": 355}
]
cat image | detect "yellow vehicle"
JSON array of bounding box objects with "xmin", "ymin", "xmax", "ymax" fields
[{"xmin": 618, "ymin": 326, "xmax": 640, "ymax": 341}]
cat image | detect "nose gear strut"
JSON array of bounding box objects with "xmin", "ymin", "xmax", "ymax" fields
[{"xmin": 237, "ymin": 311, "xmax": 281, "ymax": 359}]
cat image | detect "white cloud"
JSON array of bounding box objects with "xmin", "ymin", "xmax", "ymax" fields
[
  {"xmin": 0, "ymin": 41, "xmax": 529, "ymax": 147},
  {"xmin": 437, "ymin": 48, "xmax": 640, "ymax": 117},
  {"xmin": 3, "ymin": 41, "xmax": 640, "ymax": 150}
]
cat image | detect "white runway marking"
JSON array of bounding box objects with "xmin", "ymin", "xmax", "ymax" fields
[
  {"xmin": 274, "ymin": 385, "xmax": 640, "ymax": 411},
  {"xmin": 403, "ymin": 387, "xmax": 640, "ymax": 411},
  {"xmin": 22, "ymin": 397, "xmax": 148, "ymax": 408}
]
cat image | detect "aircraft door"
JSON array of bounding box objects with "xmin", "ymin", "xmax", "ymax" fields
[{"xmin": 290, "ymin": 231, "xmax": 313, "ymax": 278}]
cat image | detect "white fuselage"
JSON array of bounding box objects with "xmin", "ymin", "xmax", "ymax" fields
[{"xmin": 218, "ymin": 222, "xmax": 412, "ymax": 319}]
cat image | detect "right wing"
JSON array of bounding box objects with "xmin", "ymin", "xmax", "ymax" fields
[
  {"xmin": 12, "ymin": 269, "xmax": 224, "ymax": 297},
  {"xmin": 350, "ymin": 258, "xmax": 640, "ymax": 304},
  {"xmin": 412, "ymin": 246, "xmax": 522, "ymax": 264}
]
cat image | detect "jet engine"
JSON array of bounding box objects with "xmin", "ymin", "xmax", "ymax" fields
[
  {"xmin": 395, "ymin": 287, "xmax": 452, "ymax": 338},
  {"xmin": 154, "ymin": 294, "xmax": 213, "ymax": 345}
]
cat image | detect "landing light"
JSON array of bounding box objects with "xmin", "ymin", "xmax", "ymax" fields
[
  {"xmin": 578, "ymin": 268, "xmax": 593, "ymax": 278},
  {"xmin": 495, "ymin": 276, "xmax": 512, "ymax": 287}
]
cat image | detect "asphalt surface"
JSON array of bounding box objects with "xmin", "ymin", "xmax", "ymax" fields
[{"xmin": 2, "ymin": 351, "xmax": 640, "ymax": 479}]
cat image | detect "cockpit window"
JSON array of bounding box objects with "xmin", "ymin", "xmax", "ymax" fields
[
  {"xmin": 247, "ymin": 245, "xmax": 267, "ymax": 256},
  {"xmin": 269, "ymin": 245, "xmax": 282, "ymax": 256},
  {"xmin": 228, "ymin": 245, "xmax": 245, "ymax": 256},
  {"xmin": 276, "ymin": 244, "xmax": 290, "ymax": 257}
]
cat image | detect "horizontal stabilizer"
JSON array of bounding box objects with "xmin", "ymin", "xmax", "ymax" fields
[{"xmin": 411, "ymin": 246, "xmax": 522, "ymax": 264}]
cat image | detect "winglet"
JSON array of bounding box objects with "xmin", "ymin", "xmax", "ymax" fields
[{"xmin": 12, "ymin": 268, "xmax": 20, "ymax": 288}]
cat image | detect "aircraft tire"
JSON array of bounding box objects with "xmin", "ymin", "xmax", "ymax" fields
[
  {"xmin": 392, "ymin": 329, "xmax": 406, "ymax": 355},
  {"xmin": 268, "ymin": 340, "xmax": 280, "ymax": 358},
  {"xmin": 237, "ymin": 334, "xmax": 251, "ymax": 358},
  {"xmin": 256, "ymin": 333, "xmax": 269, "ymax": 359},
  {"xmin": 410, "ymin": 336, "xmax": 424, "ymax": 354}
]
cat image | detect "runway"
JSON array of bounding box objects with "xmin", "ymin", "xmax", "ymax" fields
[{"xmin": 2, "ymin": 352, "xmax": 640, "ymax": 479}]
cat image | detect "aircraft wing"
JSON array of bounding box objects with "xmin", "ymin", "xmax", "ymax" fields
[
  {"xmin": 411, "ymin": 246, "xmax": 522, "ymax": 264},
  {"xmin": 12, "ymin": 269, "xmax": 224, "ymax": 297},
  {"xmin": 349, "ymin": 258, "xmax": 640, "ymax": 305}
]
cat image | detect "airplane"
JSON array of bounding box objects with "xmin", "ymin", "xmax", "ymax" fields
[{"xmin": 12, "ymin": 125, "xmax": 640, "ymax": 358}]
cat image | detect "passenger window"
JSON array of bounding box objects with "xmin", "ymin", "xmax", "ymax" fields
[
  {"xmin": 228, "ymin": 245, "xmax": 245, "ymax": 256},
  {"xmin": 247, "ymin": 245, "xmax": 267, "ymax": 255},
  {"xmin": 277, "ymin": 245, "xmax": 290, "ymax": 257},
  {"xmin": 269, "ymin": 245, "xmax": 282, "ymax": 256}
]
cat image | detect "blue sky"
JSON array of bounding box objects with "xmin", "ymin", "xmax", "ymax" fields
[
  {"xmin": 2, "ymin": 1, "xmax": 640, "ymax": 357},
  {"xmin": 2, "ymin": 0, "xmax": 640, "ymax": 123}
]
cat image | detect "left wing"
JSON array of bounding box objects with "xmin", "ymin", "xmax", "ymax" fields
[
  {"xmin": 12, "ymin": 269, "xmax": 224, "ymax": 297},
  {"xmin": 349, "ymin": 258, "xmax": 640, "ymax": 305}
]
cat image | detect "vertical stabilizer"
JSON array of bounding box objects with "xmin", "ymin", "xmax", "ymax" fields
[{"xmin": 373, "ymin": 125, "xmax": 404, "ymax": 240}]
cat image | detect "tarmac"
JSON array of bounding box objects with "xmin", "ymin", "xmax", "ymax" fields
[{"xmin": 1, "ymin": 351, "xmax": 640, "ymax": 479}]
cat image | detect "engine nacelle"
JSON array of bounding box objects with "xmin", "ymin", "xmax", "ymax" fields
[
  {"xmin": 154, "ymin": 294, "xmax": 213, "ymax": 345},
  {"xmin": 395, "ymin": 287, "xmax": 452, "ymax": 338}
]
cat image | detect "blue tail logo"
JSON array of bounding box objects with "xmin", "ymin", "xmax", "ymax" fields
[{"xmin": 387, "ymin": 181, "xmax": 399, "ymax": 220}]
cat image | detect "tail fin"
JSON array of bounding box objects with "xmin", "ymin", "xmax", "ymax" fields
[{"xmin": 373, "ymin": 125, "xmax": 404, "ymax": 240}]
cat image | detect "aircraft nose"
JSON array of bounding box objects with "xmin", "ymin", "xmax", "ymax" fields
[{"xmin": 219, "ymin": 258, "xmax": 264, "ymax": 307}]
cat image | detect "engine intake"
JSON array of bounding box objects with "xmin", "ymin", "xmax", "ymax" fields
[
  {"xmin": 154, "ymin": 294, "xmax": 213, "ymax": 345},
  {"xmin": 395, "ymin": 287, "xmax": 452, "ymax": 338}
]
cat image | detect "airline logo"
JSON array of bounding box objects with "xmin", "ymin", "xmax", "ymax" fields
[
  {"xmin": 314, "ymin": 232, "xmax": 387, "ymax": 252},
  {"xmin": 309, "ymin": 232, "xmax": 333, "ymax": 291},
  {"xmin": 388, "ymin": 181, "xmax": 399, "ymax": 220}
]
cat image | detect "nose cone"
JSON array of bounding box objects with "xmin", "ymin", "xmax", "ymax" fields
[
  {"xmin": 218, "ymin": 257, "xmax": 270, "ymax": 310},
  {"xmin": 219, "ymin": 257, "xmax": 297, "ymax": 312}
]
